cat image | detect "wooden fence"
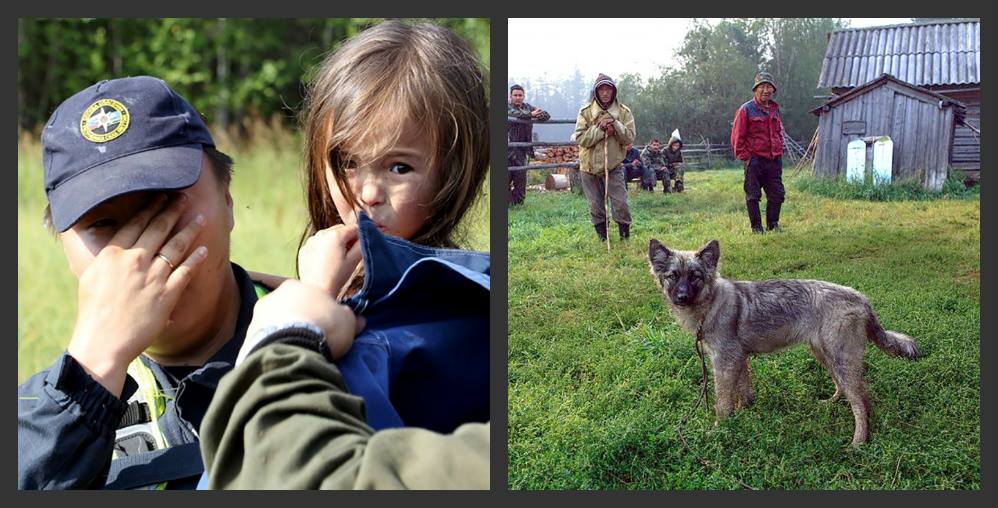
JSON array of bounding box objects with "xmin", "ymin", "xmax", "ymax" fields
[{"xmin": 507, "ymin": 116, "xmax": 731, "ymax": 172}]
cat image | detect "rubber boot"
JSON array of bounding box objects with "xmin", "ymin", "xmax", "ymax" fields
[
  {"xmin": 766, "ymin": 202, "xmax": 782, "ymax": 231},
  {"xmin": 674, "ymin": 180, "xmax": 684, "ymax": 193},
  {"xmin": 618, "ymin": 222, "xmax": 630, "ymax": 240},
  {"xmin": 594, "ymin": 222, "xmax": 608, "ymax": 242},
  {"xmin": 747, "ymin": 200, "xmax": 764, "ymax": 233}
]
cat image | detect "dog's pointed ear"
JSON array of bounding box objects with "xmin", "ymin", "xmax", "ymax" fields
[
  {"xmin": 649, "ymin": 238, "xmax": 672, "ymax": 274},
  {"xmin": 696, "ymin": 239, "xmax": 720, "ymax": 272}
]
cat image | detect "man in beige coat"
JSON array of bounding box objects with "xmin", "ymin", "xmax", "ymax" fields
[{"xmin": 572, "ymin": 73, "xmax": 636, "ymax": 241}]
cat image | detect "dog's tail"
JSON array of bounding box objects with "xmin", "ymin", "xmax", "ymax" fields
[{"xmin": 866, "ymin": 313, "xmax": 920, "ymax": 360}]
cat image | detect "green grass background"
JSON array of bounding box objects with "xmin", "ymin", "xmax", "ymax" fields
[
  {"xmin": 508, "ymin": 168, "xmax": 979, "ymax": 489},
  {"xmin": 18, "ymin": 131, "xmax": 488, "ymax": 383}
]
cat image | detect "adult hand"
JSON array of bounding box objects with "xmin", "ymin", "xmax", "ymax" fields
[
  {"xmin": 530, "ymin": 108, "xmax": 542, "ymax": 118},
  {"xmin": 246, "ymin": 279, "xmax": 365, "ymax": 360},
  {"xmin": 298, "ymin": 224, "xmax": 362, "ymax": 297},
  {"xmin": 67, "ymin": 194, "xmax": 209, "ymax": 397}
]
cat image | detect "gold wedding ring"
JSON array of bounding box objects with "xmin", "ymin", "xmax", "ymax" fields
[{"xmin": 156, "ymin": 253, "xmax": 176, "ymax": 270}]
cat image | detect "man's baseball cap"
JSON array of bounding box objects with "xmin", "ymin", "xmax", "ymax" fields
[
  {"xmin": 752, "ymin": 72, "xmax": 777, "ymax": 92},
  {"xmin": 42, "ymin": 76, "xmax": 214, "ymax": 232}
]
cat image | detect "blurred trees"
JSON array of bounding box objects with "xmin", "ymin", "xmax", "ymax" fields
[
  {"xmin": 18, "ymin": 18, "xmax": 490, "ymax": 135},
  {"xmin": 509, "ymin": 18, "xmax": 846, "ymax": 146}
]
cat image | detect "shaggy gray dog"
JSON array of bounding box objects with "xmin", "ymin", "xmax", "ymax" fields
[{"xmin": 648, "ymin": 239, "xmax": 919, "ymax": 446}]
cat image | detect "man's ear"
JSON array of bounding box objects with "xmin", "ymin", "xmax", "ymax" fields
[
  {"xmin": 224, "ymin": 187, "xmax": 234, "ymax": 233},
  {"xmin": 695, "ymin": 239, "xmax": 720, "ymax": 273},
  {"xmin": 648, "ymin": 238, "xmax": 672, "ymax": 275}
]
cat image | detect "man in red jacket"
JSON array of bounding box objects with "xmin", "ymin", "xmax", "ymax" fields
[{"xmin": 731, "ymin": 72, "xmax": 785, "ymax": 233}]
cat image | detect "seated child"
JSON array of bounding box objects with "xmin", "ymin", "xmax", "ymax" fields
[{"xmin": 663, "ymin": 131, "xmax": 685, "ymax": 192}]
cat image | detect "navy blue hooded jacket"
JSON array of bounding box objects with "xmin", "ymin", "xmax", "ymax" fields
[{"xmin": 336, "ymin": 212, "xmax": 490, "ymax": 432}]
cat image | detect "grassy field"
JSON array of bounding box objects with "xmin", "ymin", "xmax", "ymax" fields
[
  {"xmin": 18, "ymin": 131, "xmax": 489, "ymax": 383},
  {"xmin": 508, "ymin": 168, "xmax": 979, "ymax": 489}
]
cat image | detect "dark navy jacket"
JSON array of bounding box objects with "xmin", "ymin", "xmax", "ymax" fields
[
  {"xmin": 17, "ymin": 263, "xmax": 257, "ymax": 490},
  {"xmin": 336, "ymin": 212, "xmax": 490, "ymax": 432}
]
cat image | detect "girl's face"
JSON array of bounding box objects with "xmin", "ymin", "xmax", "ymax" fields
[{"xmin": 327, "ymin": 121, "xmax": 437, "ymax": 240}]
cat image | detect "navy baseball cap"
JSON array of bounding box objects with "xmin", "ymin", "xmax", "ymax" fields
[{"xmin": 42, "ymin": 76, "xmax": 215, "ymax": 232}]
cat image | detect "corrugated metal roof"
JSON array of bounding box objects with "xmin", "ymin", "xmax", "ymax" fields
[
  {"xmin": 811, "ymin": 74, "xmax": 967, "ymax": 115},
  {"xmin": 817, "ymin": 19, "xmax": 980, "ymax": 89}
]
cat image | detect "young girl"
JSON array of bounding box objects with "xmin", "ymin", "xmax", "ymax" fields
[
  {"xmin": 304, "ymin": 20, "xmax": 488, "ymax": 245},
  {"xmin": 199, "ymin": 21, "xmax": 490, "ymax": 489},
  {"xmin": 237, "ymin": 20, "xmax": 489, "ymax": 434}
]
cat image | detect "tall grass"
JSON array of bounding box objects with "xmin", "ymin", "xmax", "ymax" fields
[
  {"xmin": 18, "ymin": 123, "xmax": 488, "ymax": 382},
  {"xmin": 508, "ymin": 168, "xmax": 979, "ymax": 489},
  {"xmin": 794, "ymin": 172, "xmax": 979, "ymax": 201}
]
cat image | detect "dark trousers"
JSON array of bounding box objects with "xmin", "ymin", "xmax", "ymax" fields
[
  {"xmin": 625, "ymin": 164, "xmax": 654, "ymax": 189},
  {"xmin": 744, "ymin": 155, "xmax": 784, "ymax": 202},
  {"xmin": 653, "ymin": 168, "xmax": 668, "ymax": 191},
  {"xmin": 509, "ymin": 153, "xmax": 527, "ymax": 205},
  {"xmin": 744, "ymin": 155, "xmax": 785, "ymax": 228}
]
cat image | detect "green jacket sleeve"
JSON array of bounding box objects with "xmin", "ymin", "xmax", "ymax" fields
[
  {"xmin": 572, "ymin": 107, "xmax": 605, "ymax": 149},
  {"xmin": 200, "ymin": 344, "xmax": 490, "ymax": 490}
]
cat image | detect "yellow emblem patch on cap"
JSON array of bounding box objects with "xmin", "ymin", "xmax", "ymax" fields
[{"xmin": 80, "ymin": 99, "xmax": 130, "ymax": 143}]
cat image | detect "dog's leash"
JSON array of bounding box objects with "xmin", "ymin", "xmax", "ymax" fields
[{"xmin": 674, "ymin": 320, "xmax": 758, "ymax": 490}]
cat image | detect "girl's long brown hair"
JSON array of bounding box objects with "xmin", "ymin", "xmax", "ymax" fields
[{"xmin": 300, "ymin": 20, "xmax": 489, "ymax": 266}]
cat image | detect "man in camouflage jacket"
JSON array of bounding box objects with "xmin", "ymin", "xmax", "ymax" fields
[{"xmin": 640, "ymin": 139, "xmax": 668, "ymax": 193}]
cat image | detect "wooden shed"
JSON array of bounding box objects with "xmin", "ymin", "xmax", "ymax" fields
[
  {"xmin": 816, "ymin": 19, "xmax": 980, "ymax": 183},
  {"xmin": 811, "ymin": 74, "xmax": 966, "ymax": 190}
]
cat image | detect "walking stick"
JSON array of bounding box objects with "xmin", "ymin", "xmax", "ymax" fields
[{"xmin": 603, "ymin": 134, "xmax": 611, "ymax": 252}]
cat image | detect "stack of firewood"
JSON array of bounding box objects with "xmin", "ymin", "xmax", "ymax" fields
[{"xmin": 532, "ymin": 145, "xmax": 579, "ymax": 164}]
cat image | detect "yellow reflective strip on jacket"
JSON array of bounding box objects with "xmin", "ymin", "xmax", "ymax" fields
[
  {"xmin": 126, "ymin": 358, "xmax": 168, "ymax": 450},
  {"xmin": 110, "ymin": 358, "xmax": 171, "ymax": 489},
  {"xmin": 254, "ymin": 282, "xmax": 269, "ymax": 299}
]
